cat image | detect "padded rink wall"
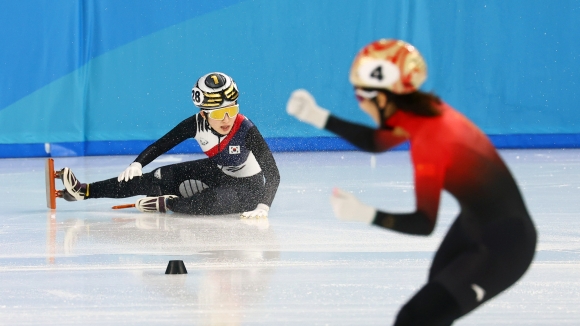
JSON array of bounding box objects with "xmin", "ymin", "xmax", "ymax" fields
[{"xmin": 1, "ymin": 0, "xmax": 579, "ymax": 158}]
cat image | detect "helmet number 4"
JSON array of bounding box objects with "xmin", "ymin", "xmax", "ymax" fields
[{"xmin": 370, "ymin": 66, "xmax": 383, "ymax": 81}]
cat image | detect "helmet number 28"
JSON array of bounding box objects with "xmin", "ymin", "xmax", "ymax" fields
[
  {"xmin": 370, "ymin": 66, "xmax": 383, "ymax": 81},
  {"xmin": 193, "ymin": 90, "xmax": 201, "ymax": 103}
]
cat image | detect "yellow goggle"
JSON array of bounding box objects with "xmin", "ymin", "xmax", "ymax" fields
[{"xmin": 203, "ymin": 104, "xmax": 239, "ymax": 120}]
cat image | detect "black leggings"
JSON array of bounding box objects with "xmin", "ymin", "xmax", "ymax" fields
[
  {"xmin": 395, "ymin": 214, "xmax": 537, "ymax": 325},
  {"xmin": 88, "ymin": 158, "xmax": 265, "ymax": 215}
]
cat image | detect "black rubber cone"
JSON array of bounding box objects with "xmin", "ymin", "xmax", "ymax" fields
[{"xmin": 165, "ymin": 260, "xmax": 188, "ymax": 274}]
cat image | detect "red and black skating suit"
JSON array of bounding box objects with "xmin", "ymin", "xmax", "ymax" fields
[
  {"xmin": 89, "ymin": 113, "xmax": 280, "ymax": 215},
  {"xmin": 325, "ymin": 102, "xmax": 537, "ymax": 324}
]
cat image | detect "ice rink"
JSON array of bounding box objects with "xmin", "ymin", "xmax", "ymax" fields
[{"xmin": 0, "ymin": 149, "xmax": 579, "ymax": 325}]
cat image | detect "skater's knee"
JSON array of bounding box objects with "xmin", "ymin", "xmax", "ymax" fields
[
  {"xmin": 394, "ymin": 282, "xmax": 461, "ymax": 326},
  {"xmin": 394, "ymin": 304, "xmax": 414, "ymax": 326},
  {"xmin": 178, "ymin": 179, "xmax": 209, "ymax": 198}
]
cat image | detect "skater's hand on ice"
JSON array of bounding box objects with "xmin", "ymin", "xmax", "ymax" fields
[
  {"xmin": 330, "ymin": 188, "xmax": 377, "ymax": 224},
  {"xmin": 240, "ymin": 204, "xmax": 269, "ymax": 219},
  {"xmin": 118, "ymin": 162, "xmax": 142, "ymax": 182},
  {"xmin": 286, "ymin": 89, "xmax": 330, "ymax": 129}
]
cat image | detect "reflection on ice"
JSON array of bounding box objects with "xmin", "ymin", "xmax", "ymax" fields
[
  {"xmin": 55, "ymin": 212, "xmax": 278, "ymax": 259},
  {"xmin": 46, "ymin": 210, "xmax": 280, "ymax": 325}
]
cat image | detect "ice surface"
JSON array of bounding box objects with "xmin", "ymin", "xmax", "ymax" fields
[{"xmin": 0, "ymin": 150, "xmax": 579, "ymax": 325}]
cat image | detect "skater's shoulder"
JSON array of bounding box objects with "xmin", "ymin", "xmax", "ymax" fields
[
  {"xmin": 171, "ymin": 113, "xmax": 198, "ymax": 124},
  {"xmin": 236, "ymin": 114, "xmax": 260, "ymax": 133},
  {"xmin": 170, "ymin": 114, "xmax": 198, "ymax": 128},
  {"xmin": 162, "ymin": 114, "xmax": 202, "ymax": 137},
  {"xmin": 239, "ymin": 114, "xmax": 254, "ymax": 126}
]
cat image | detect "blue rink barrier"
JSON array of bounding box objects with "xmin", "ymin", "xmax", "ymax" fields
[{"xmin": 1, "ymin": 134, "xmax": 580, "ymax": 158}]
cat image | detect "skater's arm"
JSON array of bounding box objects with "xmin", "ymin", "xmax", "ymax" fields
[
  {"xmin": 245, "ymin": 126, "xmax": 280, "ymax": 207},
  {"xmin": 372, "ymin": 211, "xmax": 435, "ymax": 235},
  {"xmin": 332, "ymin": 150, "xmax": 444, "ymax": 235},
  {"xmin": 374, "ymin": 149, "xmax": 446, "ymax": 235},
  {"xmin": 134, "ymin": 116, "xmax": 197, "ymax": 167},
  {"xmin": 331, "ymin": 190, "xmax": 435, "ymax": 236},
  {"xmin": 286, "ymin": 89, "xmax": 406, "ymax": 151},
  {"xmin": 324, "ymin": 115, "xmax": 407, "ymax": 152}
]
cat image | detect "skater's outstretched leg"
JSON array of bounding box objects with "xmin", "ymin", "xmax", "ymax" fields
[
  {"xmin": 87, "ymin": 173, "xmax": 163, "ymax": 199},
  {"xmin": 60, "ymin": 167, "xmax": 163, "ymax": 200}
]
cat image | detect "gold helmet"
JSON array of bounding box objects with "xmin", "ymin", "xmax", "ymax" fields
[
  {"xmin": 349, "ymin": 39, "xmax": 427, "ymax": 94},
  {"xmin": 191, "ymin": 72, "xmax": 239, "ymax": 109}
]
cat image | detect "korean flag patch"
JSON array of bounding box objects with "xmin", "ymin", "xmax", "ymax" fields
[{"xmin": 229, "ymin": 145, "xmax": 240, "ymax": 154}]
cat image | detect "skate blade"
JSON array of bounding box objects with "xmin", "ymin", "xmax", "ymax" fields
[{"xmin": 112, "ymin": 204, "xmax": 136, "ymax": 210}]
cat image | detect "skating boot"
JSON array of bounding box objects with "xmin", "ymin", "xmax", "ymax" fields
[
  {"xmin": 60, "ymin": 167, "xmax": 88, "ymax": 201},
  {"xmin": 135, "ymin": 195, "xmax": 178, "ymax": 213}
]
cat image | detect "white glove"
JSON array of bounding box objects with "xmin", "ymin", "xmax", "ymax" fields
[
  {"xmin": 240, "ymin": 203, "xmax": 269, "ymax": 219},
  {"xmin": 330, "ymin": 188, "xmax": 377, "ymax": 223},
  {"xmin": 286, "ymin": 89, "xmax": 330, "ymax": 129},
  {"xmin": 118, "ymin": 162, "xmax": 143, "ymax": 182}
]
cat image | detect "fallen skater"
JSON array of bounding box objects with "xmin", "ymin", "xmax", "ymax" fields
[{"xmin": 58, "ymin": 72, "xmax": 280, "ymax": 218}]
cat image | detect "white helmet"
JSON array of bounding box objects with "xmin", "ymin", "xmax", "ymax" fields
[
  {"xmin": 191, "ymin": 72, "xmax": 239, "ymax": 109},
  {"xmin": 349, "ymin": 39, "xmax": 427, "ymax": 94}
]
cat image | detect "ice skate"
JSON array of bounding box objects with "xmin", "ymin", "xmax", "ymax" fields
[
  {"xmin": 60, "ymin": 167, "xmax": 88, "ymax": 202},
  {"xmin": 136, "ymin": 195, "xmax": 178, "ymax": 213}
]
